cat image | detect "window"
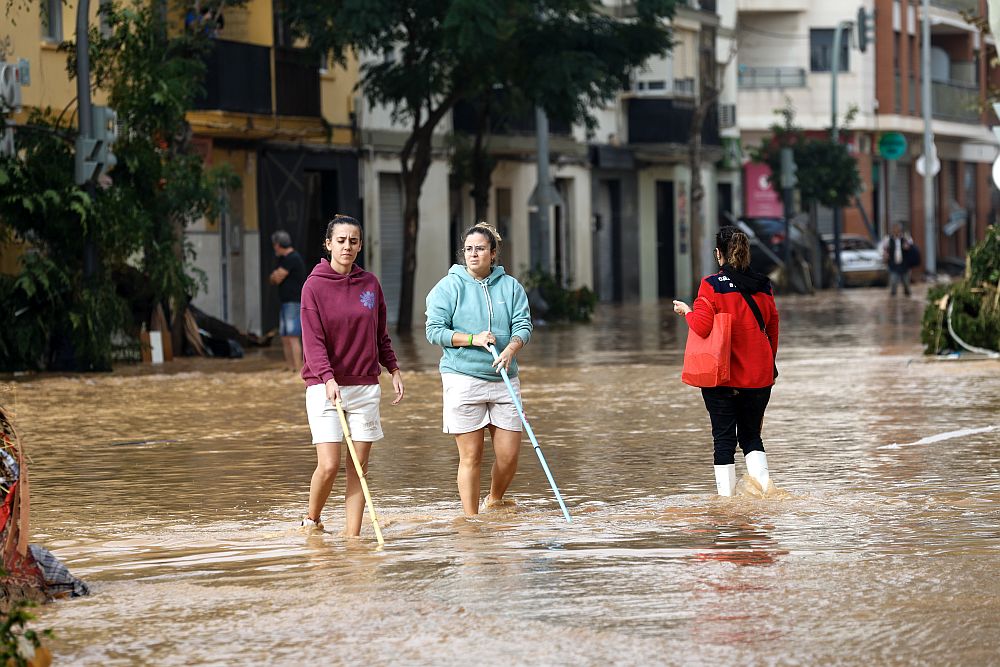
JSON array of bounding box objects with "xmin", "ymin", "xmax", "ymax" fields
[
  {"xmin": 41, "ymin": 0, "xmax": 62, "ymax": 42},
  {"xmin": 810, "ymin": 29, "xmax": 849, "ymax": 72}
]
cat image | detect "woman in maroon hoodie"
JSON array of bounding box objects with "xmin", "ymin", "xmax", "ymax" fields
[
  {"xmin": 672, "ymin": 226, "xmax": 779, "ymax": 497},
  {"xmin": 299, "ymin": 214, "xmax": 404, "ymax": 535}
]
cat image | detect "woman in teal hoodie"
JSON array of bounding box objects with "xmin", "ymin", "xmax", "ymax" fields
[{"xmin": 425, "ymin": 223, "xmax": 533, "ymax": 515}]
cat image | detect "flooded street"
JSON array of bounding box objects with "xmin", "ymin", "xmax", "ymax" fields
[{"xmin": 7, "ymin": 288, "xmax": 1000, "ymax": 665}]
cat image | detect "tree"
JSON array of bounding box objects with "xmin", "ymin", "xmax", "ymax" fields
[
  {"xmin": 284, "ymin": 0, "xmax": 676, "ymax": 330},
  {"xmin": 0, "ymin": 2, "xmax": 235, "ymax": 371},
  {"xmin": 752, "ymin": 102, "xmax": 861, "ymax": 210},
  {"xmin": 456, "ymin": 1, "xmax": 678, "ymax": 230}
]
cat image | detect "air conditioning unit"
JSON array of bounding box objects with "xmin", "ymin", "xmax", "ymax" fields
[{"xmin": 718, "ymin": 104, "xmax": 737, "ymax": 129}]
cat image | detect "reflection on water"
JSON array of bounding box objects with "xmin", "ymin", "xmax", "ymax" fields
[{"xmin": 7, "ymin": 287, "xmax": 1000, "ymax": 665}]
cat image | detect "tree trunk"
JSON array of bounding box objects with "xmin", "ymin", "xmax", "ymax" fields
[
  {"xmin": 398, "ymin": 130, "xmax": 433, "ymax": 333},
  {"xmin": 396, "ymin": 95, "xmax": 458, "ymax": 332}
]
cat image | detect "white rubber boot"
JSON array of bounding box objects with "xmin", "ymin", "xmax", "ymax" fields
[
  {"xmin": 745, "ymin": 450, "xmax": 770, "ymax": 493},
  {"xmin": 714, "ymin": 464, "xmax": 736, "ymax": 496}
]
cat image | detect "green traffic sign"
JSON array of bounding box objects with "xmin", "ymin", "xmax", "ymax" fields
[{"xmin": 879, "ymin": 132, "xmax": 907, "ymax": 161}]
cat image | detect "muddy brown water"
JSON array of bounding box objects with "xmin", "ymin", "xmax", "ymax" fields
[{"xmin": 6, "ymin": 288, "xmax": 999, "ymax": 665}]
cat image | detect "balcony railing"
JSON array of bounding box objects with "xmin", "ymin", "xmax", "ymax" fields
[
  {"xmin": 932, "ymin": 80, "xmax": 980, "ymax": 123},
  {"xmin": 194, "ymin": 39, "xmax": 272, "ymax": 115},
  {"xmin": 192, "ymin": 41, "xmax": 321, "ymax": 117},
  {"xmin": 737, "ymin": 66, "xmax": 807, "ymax": 89},
  {"xmin": 930, "ymin": 0, "xmax": 977, "ymax": 12},
  {"xmin": 632, "ymin": 77, "xmax": 696, "ymax": 97},
  {"xmin": 452, "ymin": 95, "xmax": 571, "ymax": 136},
  {"xmin": 627, "ymin": 98, "xmax": 720, "ymax": 146},
  {"xmin": 275, "ymin": 47, "xmax": 321, "ymax": 117}
]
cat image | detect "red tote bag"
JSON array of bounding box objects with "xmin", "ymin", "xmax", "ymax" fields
[{"xmin": 681, "ymin": 297, "xmax": 732, "ymax": 388}]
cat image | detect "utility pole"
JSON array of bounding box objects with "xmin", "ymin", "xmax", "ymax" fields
[
  {"xmin": 528, "ymin": 107, "xmax": 561, "ymax": 274},
  {"xmin": 75, "ymin": 0, "xmax": 96, "ymax": 279},
  {"xmin": 780, "ymin": 147, "xmax": 797, "ymax": 287},
  {"xmin": 921, "ymin": 0, "xmax": 937, "ymax": 277},
  {"xmin": 830, "ymin": 18, "xmax": 853, "ymax": 290}
]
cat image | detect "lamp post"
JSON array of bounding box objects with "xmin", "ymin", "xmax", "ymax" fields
[
  {"xmin": 921, "ymin": 0, "xmax": 937, "ymax": 277},
  {"xmin": 75, "ymin": 0, "xmax": 96, "ymax": 278},
  {"xmin": 829, "ymin": 19, "xmax": 853, "ymax": 289}
]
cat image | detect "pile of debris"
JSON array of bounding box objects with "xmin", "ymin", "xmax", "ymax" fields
[{"xmin": 0, "ymin": 406, "xmax": 90, "ymax": 608}]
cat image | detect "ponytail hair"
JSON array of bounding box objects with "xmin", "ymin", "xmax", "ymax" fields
[{"xmin": 716, "ymin": 226, "xmax": 751, "ymax": 271}]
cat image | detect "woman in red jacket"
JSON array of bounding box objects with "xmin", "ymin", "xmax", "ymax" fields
[{"xmin": 672, "ymin": 226, "xmax": 779, "ymax": 496}]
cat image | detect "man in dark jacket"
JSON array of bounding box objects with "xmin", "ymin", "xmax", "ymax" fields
[{"xmin": 881, "ymin": 222, "xmax": 916, "ymax": 297}]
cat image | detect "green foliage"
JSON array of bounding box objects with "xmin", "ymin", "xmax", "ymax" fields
[
  {"xmin": 523, "ymin": 269, "xmax": 597, "ymax": 323},
  {"xmin": 967, "ymin": 223, "xmax": 1000, "ymax": 285},
  {"xmin": 0, "ymin": 570, "xmax": 52, "ymax": 667},
  {"xmin": 0, "ymin": 2, "xmax": 237, "ymax": 372},
  {"xmin": 920, "ymin": 226, "xmax": 1000, "ymax": 355},
  {"xmin": 752, "ymin": 101, "xmax": 862, "ymax": 208}
]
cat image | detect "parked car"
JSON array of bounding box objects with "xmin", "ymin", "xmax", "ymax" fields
[
  {"xmin": 737, "ymin": 217, "xmax": 807, "ymax": 275},
  {"xmin": 822, "ymin": 234, "xmax": 888, "ymax": 287}
]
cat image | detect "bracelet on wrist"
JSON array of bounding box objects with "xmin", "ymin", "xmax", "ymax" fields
[{"xmin": 467, "ymin": 334, "xmax": 474, "ymax": 346}]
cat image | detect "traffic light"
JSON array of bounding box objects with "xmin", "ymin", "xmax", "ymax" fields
[
  {"xmin": 0, "ymin": 61, "xmax": 21, "ymax": 159},
  {"xmin": 856, "ymin": 7, "xmax": 875, "ymax": 54},
  {"xmin": 74, "ymin": 105, "xmax": 118, "ymax": 185},
  {"xmin": 0, "ymin": 61, "xmax": 22, "ymax": 112}
]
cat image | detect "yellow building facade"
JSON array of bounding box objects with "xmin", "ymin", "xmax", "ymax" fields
[{"xmin": 1, "ymin": 0, "xmax": 360, "ymax": 335}]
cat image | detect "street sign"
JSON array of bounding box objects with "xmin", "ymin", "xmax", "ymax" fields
[
  {"xmin": 878, "ymin": 132, "xmax": 907, "ymax": 160},
  {"xmin": 916, "ymin": 151, "xmax": 940, "ymax": 177}
]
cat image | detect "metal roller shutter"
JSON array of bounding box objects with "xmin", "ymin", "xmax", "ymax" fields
[
  {"xmin": 890, "ymin": 161, "xmax": 911, "ymax": 225},
  {"xmin": 379, "ymin": 173, "xmax": 404, "ymax": 324}
]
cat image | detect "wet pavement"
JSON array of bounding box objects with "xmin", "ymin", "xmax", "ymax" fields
[{"xmin": 5, "ymin": 286, "xmax": 1000, "ymax": 665}]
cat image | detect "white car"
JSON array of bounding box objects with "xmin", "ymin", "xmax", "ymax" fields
[{"xmin": 822, "ymin": 234, "xmax": 888, "ymax": 287}]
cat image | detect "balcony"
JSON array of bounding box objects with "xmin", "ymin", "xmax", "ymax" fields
[
  {"xmin": 631, "ymin": 77, "xmax": 696, "ymax": 98},
  {"xmin": 192, "ymin": 40, "xmax": 322, "ymax": 117},
  {"xmin": 932, "ymin": 80, "xmax": 980, "ymax": 123},
  {"xmin": 929, "ymin": 0, "xmax": 978, "ymax": 12},
  {"xmin": 194, "ymin": 39, "xmax": 272, "ymax": 115},
  {"xmin": 452, "ymin": 96, "xmax": 571, "ymax": 136},
  {"xmin": 737, "ymin": 66, "xmax": 807, "ymax": 89},
  {"xmin": 736, "ymin": 0, "xmax": 809, "ymax": 11},
  {"xmin": 627, "ymin": 98, "xmax": 720, "ymax": 146},
  {"xmin": 275, "ymin": 47, "xmax": 321, "ymax": 117}
]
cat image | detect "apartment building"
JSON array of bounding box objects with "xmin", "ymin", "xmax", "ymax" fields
[
  {"xmin": 735, "ymin": 0, "xmax": 996, "ymax": 266},
  {"xmin": 589, "ymin": 0, "xmax": 736, "ymax": 302},
  {"xmin": 182, "ymin": 3, "xmax": 360, "ymax": 336},
  {"xmin": 0, "ymin": 0, "xmax": 363, "ymax": 336}
]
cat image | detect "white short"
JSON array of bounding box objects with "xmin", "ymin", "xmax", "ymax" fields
[
  {"xmin": 441, "ymin": 372, "xmax": 522, "ymax": 434},
  {"xmin": 305, "ymin": 383, "xmax": 383, "ymax": 445}
]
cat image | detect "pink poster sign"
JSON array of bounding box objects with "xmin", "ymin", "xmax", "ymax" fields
[{"xmin": 743, "ymin": 162, "xmax": 783, "ymax": 219}]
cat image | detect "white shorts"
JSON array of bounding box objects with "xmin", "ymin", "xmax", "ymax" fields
[
  {"xmin": 441, "ymin": 373, "xmax": 522, "ymax": 434},
  {"xmin": 305, "ymin": 383, "xmax": 383, "ymax": 445}
]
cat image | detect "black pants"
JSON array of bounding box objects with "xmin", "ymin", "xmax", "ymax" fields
[{"xmin": 701, "ymin": 386, "xmax": 772, "ymax": 465}]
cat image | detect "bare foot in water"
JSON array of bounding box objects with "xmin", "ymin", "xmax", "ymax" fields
[{"xmin": 482, "ymin": 495, "xmax": 517, "ymax": 510}]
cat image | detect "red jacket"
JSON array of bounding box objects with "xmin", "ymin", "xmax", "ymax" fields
[{"xmin": 685, "ymin": 271, "xmax": 779, "ymax": 389}]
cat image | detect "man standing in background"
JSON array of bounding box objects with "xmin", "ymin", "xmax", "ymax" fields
[
  {"xmin": 881, "ymin": 222, "xmax": 917, "ymax": 297},
  {"xmin": 270, "ymin": 230, "xmax": 307, "ymax": 372}
]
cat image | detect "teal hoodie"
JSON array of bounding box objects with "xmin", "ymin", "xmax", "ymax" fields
[{"xmin": 425, "ymin": 265, "xmax": 533, "ymax": 381}]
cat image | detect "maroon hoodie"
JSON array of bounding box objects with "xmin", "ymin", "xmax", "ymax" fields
[{"xmin": 300, "ymin": 260, "xmax": 398, "ymax": 387}]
